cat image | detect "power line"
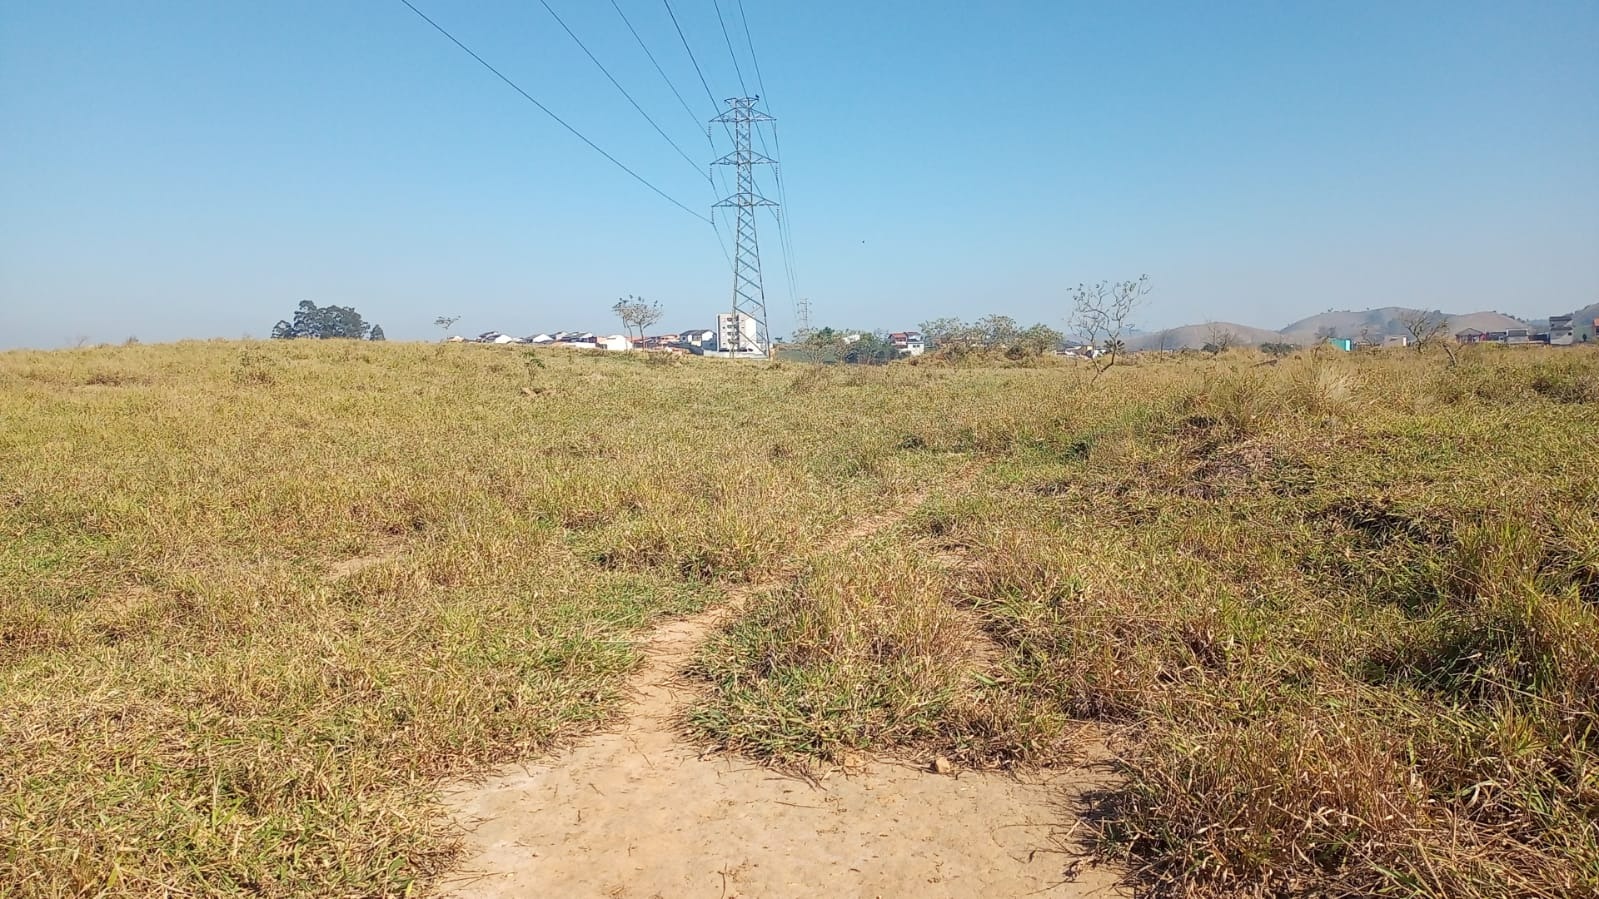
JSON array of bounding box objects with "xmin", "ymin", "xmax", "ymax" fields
[
  {"xmin": 710, "ymin": 0, "xmax": 748, "ymax": 97},
  {"xmin": 610, "ymin": 0, "xmax": 730, "ymax": 198},
  {"xmin": 396, "ymin": 0, "xmax": 712, "ymax": 225},
  {"xmin": 576, "ymin": 0, "xmax": 733, "ymax": 266},
  {"xmin": 653, "ymin": 0, "xmax": 740, "ymax": 265},
  {"xmin": 734, "ymin": 0, "xmax": 768, "ymax": 102},
  {"xmin": 608, "ymin": 0, "xmax": 699, "ymax": 134},
  {"xmin": 661, "ymin": 0, "xmax": 720, "ymax": 113},
  {"xmin": 733, "ymin": 1, "xmax": 799, "ymax": 321},
  {"xmin": 536, "ymin": 0, "xmax": 707, "ymax": 182}
]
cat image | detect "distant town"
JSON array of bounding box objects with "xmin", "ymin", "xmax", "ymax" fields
[{"xmin": 449, "ymin": 304, "xmax": 1598, "ymax": 358}]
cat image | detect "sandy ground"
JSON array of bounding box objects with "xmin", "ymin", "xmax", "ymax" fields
[{"xmin": 439, "ymin": 479, "xmax": 1128, "ymax": 899}]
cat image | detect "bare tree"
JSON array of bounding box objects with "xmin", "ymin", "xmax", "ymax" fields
[
  {"xmin": 1069, "ymin": 274, "xmax": 1150, "ymax": 374},
  {"xmin": 1399, "ymin": 309, "xmax": 1450, "ymax": 353},
  {"xmin": 1203, "ymin": 323, "xmax": 1237, "ymax": 355},
  {"xmin": 1399, "ymin": 308, "xmax": 1460, "ymax": 365},
  {"xmin": 612, "ymin": 295, "xmax": 664, "ymax": 340}
]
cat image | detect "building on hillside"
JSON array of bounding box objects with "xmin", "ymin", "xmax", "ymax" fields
[
  {"xmin": 1455, "ymin": 328, "xmax": 1486, "ymax": 344},
  {"xmin": 1549, "ymin": 315, "xmax": 1575, "ymax": 346},
  {"xmin": 888, "ymin": 331, "xmax": 925, "ymax": 357},
  {"xmin": 1326, "ymin": 337, "xmax": 1354, "ymax": 352}
]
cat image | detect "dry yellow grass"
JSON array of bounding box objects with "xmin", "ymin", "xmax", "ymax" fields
[
  {"xmin": 3, "ymin": 340, "xmax": 1596, "ymax": 896},
  {"xmin": 0, "ymin": 341, "xmax": 968, "ymax": 895}
]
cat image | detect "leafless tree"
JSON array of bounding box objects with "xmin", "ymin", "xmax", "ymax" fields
[
  {"xmin": 1399, "ymin": 309, "xmax": 1460, "ymax": 365},
  {"xmin": 612, "ymin": 295, "xmax": 664, "ymax": 340},
  {"xmin": 1069, "ymin": 275, "xmax": 1150, "ymax": 375},
  {"xmin": 1399, "ymin": 309, "xmax": 1450, "ymax": 352},
  {"xmin": 1203, "ymin": 323, "xmax": 1237, "ymax": 355}
]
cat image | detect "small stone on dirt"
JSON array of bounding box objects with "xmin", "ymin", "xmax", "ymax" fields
[{"xmin": 931, "ymin": 756, "xmax": 956, "ymax": 776}]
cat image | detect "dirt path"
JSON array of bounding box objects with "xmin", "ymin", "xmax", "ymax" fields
[{"xmin": 440, "ymin": 479, "xmax": 1127, "ymax": 898}]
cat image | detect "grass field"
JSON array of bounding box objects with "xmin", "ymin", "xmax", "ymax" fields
[{"xmin": 3, "ymin": 340, "xmax": 1596, "ymax": 896}]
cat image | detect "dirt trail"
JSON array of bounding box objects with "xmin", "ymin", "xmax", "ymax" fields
[{"xmin": 441, "ymin": 480, "xmax": 1127, "ymax": 898}]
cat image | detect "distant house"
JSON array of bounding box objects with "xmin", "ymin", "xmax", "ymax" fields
[
  {"xmin": 1579, "ymin": 317, "xmax": 1599, "ymax": 344},
  {"xmin": 678, "ymin": 329, "xmax": 715, "ymax": 347},
  {"xmin": 1455, "ymin": 328, "xmax": 1486, "ymax": 344},
  {"xmin": 1549, "ymin": 315, "xmax": 1575, "ymax": 347},
  {"xmin": 555, "ymin": 332, "xmax": 597, "ymax": 348},
  {"xmin": 1505, "ymin": 328, "xmax": 1530, "ymax": 345},
  {"xmin": 1383, "ymin": 335, "xmax": 1410, "ymax": 349},
  {"xmin": 1326, "ymin": 337, "xmax": 1354, "ymax": 352},
  {"xmin": 596, "ymin": 334, "xmax": 631, "ymax": 352},
  {"xmin": 527, "ymin": 334, "xmax": 555, "ymax": 345},
  {"xmin": 1485, "ymin": 331, "xmax": 1508, "ymax": 343},
  {"xmin": 888, "ymin": 331, "xmax": 925, "ymax": 357}
]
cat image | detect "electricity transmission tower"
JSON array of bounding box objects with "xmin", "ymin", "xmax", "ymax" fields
[{"xmin": 713, "ymin": 97, "xmax": 776, "ymax": 356}]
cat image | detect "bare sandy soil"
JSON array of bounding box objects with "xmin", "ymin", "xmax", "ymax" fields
[{"xmin": 440, "ymin": 483, "xmax": 1127, "ymax": 899}]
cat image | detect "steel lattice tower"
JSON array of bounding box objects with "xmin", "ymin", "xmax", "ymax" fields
[{"xmin": 712, "ymin": 97, "xmax": 776, "ymax": 356}]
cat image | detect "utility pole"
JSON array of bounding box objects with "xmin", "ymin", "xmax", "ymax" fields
[{"xmin": 713, "ymin": 97, "xmax": 775, "ymax": 357}]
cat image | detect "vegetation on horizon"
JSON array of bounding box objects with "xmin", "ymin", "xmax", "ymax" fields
[{"xmin": 269, "ymin": 300, "xmax": 384, "ymax": 341}]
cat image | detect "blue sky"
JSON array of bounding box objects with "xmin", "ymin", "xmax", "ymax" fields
[{"xmin": 2, "ymin": 1, "xmax": 1596, "ymax": 347}]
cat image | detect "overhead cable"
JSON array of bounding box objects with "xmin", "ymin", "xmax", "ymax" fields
[{"xmin": 397, "ymin": 0, "xmax": 712, "ymax": 224}]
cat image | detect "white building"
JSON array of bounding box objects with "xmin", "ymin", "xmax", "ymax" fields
[
  {"xmin": 716, "ymin": 311, "xmax": 763, "ymax": 355},
  {"xmin": 596, "ymin": 335, "xmax": 632, "ymax": 352},
  {"xmin": 1550, "ymin": 315, "xmax": 1576, "ymax": 347}
]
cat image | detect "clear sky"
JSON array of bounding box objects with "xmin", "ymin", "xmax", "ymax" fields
[{"xmin": 2, "ymin": 1, "xmax": 1596, "ymax": 348}]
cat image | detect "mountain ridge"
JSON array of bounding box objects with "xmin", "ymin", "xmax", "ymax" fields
[{"xmin": 1131, "ymin": 304, "xmax": 1594, "ymax": 351}]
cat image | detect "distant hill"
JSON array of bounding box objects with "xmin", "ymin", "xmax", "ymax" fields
[
  {"xmin": 1279, "ymin": 307, "xmax": 1414, "ymax": 342},
  {"xmin": 1278, "ymin": 307, "xmax": 1527, "ymax": 343},
  {"xmin": 1130, "ymin": 305, "xmax": 1599, "ymax": 353},
  {"xmin": 1443, "ymin": 311, "xmax": 1533, "ymax": 336},
  {"xmin": 1129, "ymin": 322, "xmax": 1285, "ymax": 351}
]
